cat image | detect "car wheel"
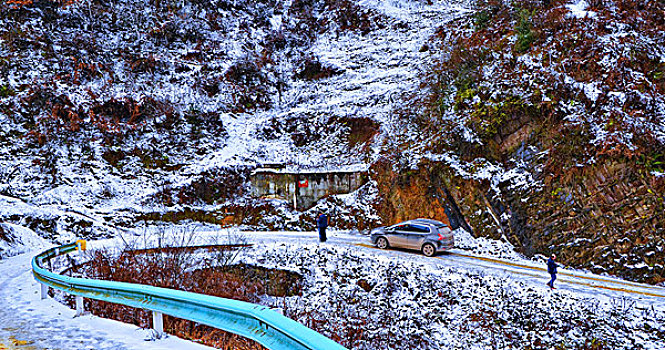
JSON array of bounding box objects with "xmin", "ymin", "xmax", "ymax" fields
[
  {"xmin": 376, "ymin": 237, "xmax": 389, "ymax": 249},
  {"xmin": 422, "ymin": 243, "xmax": 436, "ymax": 257}
]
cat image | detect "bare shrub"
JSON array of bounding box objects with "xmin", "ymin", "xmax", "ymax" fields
[
  {"xmin": 323, "ymin": 0, "xmax": 386, "ymax": 34},
  {"xmin": 58, "ymin": 228, "xmax": 302, "ymax": 349},
  {"xmin": 203, "ymin": 228, "xmax": 250, "ymax": 267},
  {"xmin": 174, "ymin": 168, "xmax": 249, "ymax": 205},
  {"xmin": 224, "ymin": 57, "xmax": 274, "ymax": 112},
  {"xmin": 183, "ymin": 109, "xmax": 225, "ymax": 134},
  {"xmin": 90, "ymin": 97, "xmax": 143, "ymax": 124},
  {"xmin": 0, "ymin": 223, "xmax": 13, "ymax": 243},
  {"xmin": 342, "ymin": 116, "xmax": 380, "ymax": 148},
  {"xmin": 128, "ymin": 54, "xmax": 161, "ymax": 74},
  {"xmin": 294, "ymin": 55, "xmax": 344, "ymax": 81}
]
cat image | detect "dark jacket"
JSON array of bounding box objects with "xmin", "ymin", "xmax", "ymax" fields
[
  {"xmin": 316, "ymin": 214, "xmax": 328, "ymax": 229},
  {"xmin": 547, "ymin": 257, "xmax": 557, "ymax": 275}
]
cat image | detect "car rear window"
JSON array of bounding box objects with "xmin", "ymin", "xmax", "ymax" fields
[
  {"xmin": 414, "ymin": 219, "xmax": 448, "ymax": 228},
  {"xmin": 410, "ymin": 224, "xmax": 430, "ymax": 233}
]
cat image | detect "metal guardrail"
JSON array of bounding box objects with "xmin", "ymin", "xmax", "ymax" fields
[{"xmin": 32, "ymin": 242, "xmax": 347, "ymax": 350}]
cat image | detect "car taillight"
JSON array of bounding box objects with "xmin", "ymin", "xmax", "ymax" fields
[{"xmin": 438, "ymin": 233, "xmax": 444, "ymax": 240}]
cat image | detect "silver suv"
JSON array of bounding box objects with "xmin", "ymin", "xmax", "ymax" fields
[{"xmin": 370, "ymin": 219, "xmax": 454, "ymax": 257}]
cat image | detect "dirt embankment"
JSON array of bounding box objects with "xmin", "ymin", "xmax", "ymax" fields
[{"xmin": 370, "ymin": 152, "xmax": 664, "ymax": 284}]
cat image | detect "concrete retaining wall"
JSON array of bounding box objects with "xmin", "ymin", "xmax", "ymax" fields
[{"xmin": 250, "ymin": 169, "xmax": 367, "ymax": 210}]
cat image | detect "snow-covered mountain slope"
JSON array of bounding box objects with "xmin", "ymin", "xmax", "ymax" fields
[
  {"xmin": 0, "ymin": 0, "xmax": 471, "ymax": 238},
  {"xmin": 0, "ymin": 221, "xmax": 48, "ymax": 257},
  {"xmin": 0, "ymin": 0, "xmax": 663, "ymax": 285}
]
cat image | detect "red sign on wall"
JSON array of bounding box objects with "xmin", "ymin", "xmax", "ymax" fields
[{"xmin": 298, "ymin": 179, "xmax": 309, "ymax": 188}]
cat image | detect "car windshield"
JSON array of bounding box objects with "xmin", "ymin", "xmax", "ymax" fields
[{"xmin": 387, "ymin": 224, "xmax": 406, "ymax": 231}]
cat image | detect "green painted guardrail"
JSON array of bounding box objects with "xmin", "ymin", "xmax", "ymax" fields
[{"xmin": 32, "ymin": 242, "xmax": 347, "ymax": 350}]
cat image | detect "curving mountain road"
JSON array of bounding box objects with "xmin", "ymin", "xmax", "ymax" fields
[
  {"xmin": 1, "ymin": 229, "xmax": 664, "ymax": 349},
  {"xmin": 353, "ymin": 243, "xmax": 665, "ymax": 302},
  {"xmin": 239, "ymin": 230, "xmax": 665, "ymax": 306}
]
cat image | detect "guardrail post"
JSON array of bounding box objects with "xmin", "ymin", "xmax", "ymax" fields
[
  {"xmin": 76, "ymin": 240, "xmax": 86, "ymax": 256},
  {"xmin": 152, "ymin": 311, "xmax": 164, "ymax": 338},
  {"xmin": 40, "ymin": 283, "xmax": 48, "ymax": 300},
  {"xmin": 75, "ymin": 296, "xmax": 85, "ymax": 316}
]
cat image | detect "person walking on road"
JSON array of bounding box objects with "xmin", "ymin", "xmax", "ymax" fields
[
  {"xmin": 546, "ymin": 254, "xmax": 558, "ymax": 289},
  {"xmin": 316, "ymin": 212, "xmax": 329, "ymax": 243}
]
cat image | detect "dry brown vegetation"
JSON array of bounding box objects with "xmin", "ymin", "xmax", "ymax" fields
[
  {"xmin": 294, "ymin": 55, "xmax": 345, "ymax": 81},
  {"xmin": 64, "ymin": 246, "xmax": 303, "ymax": 350}
]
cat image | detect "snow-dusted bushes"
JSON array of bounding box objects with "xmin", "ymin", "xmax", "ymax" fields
[
  {"xmin": 54, "ymin": 229, "xmax": 303, "ymax": 349},
  {"xmin": 225, "ymin": 56, "xmax": 276, "ymax": 113},
  {"xmin": 242, "ymin": 243, "xmax": 665, "ymax": 350},
  {"xmin": 171, "ymin": 168, "xmax": 250, "ymax": 205}
]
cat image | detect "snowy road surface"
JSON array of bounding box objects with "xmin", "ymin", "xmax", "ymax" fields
[
  {"xmin": 354, "ymin": 244, "xmax": 665, "ymax": 301},
  {"xmin": 1, "ymin": 230, "xmax": 663, "ymax": 349},
  {"xmin": 237, "ymin": 230, "xmax": 665, "ymax": 304},
  {"xmin": 233, "ymin": 230, "xmax": 665, "ymax": 304},
  {"xmin": 0, "ymin": 251, "xmax": 214, "ymax": 350}
]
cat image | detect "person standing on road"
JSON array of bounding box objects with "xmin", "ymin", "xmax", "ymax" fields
[
  {"xmin": 546, "ymin": 254, "xmax": 558, "ymax": 289},
  {"xmin": 316, "ymin": 212, "xmax": 329, "ymax": 243}
]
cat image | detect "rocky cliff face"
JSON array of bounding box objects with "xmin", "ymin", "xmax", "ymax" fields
[{"xmin": 376, "ymin": 0, "xmax": 665, "ymax": 284}]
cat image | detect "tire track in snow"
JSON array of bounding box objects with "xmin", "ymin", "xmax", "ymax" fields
[
  {"xmin": 448, "ymin": 251, "xmax": 665, "ymax": 297},
  {"xmin": 353, "ymin": 243, "xmax": 665, "ymax": 299},
  {"xmin": 215, "ymin": 230, "xmax": 665, "ymax": 300}
]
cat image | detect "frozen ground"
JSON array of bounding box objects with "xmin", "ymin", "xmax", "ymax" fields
[
  {"xmin": 0, "ymin": 247, "xmax": 213, "ymax": 350},
  {"xmin": 1, "ymin": 227, "xmax": 664, "ymax": 349}
]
